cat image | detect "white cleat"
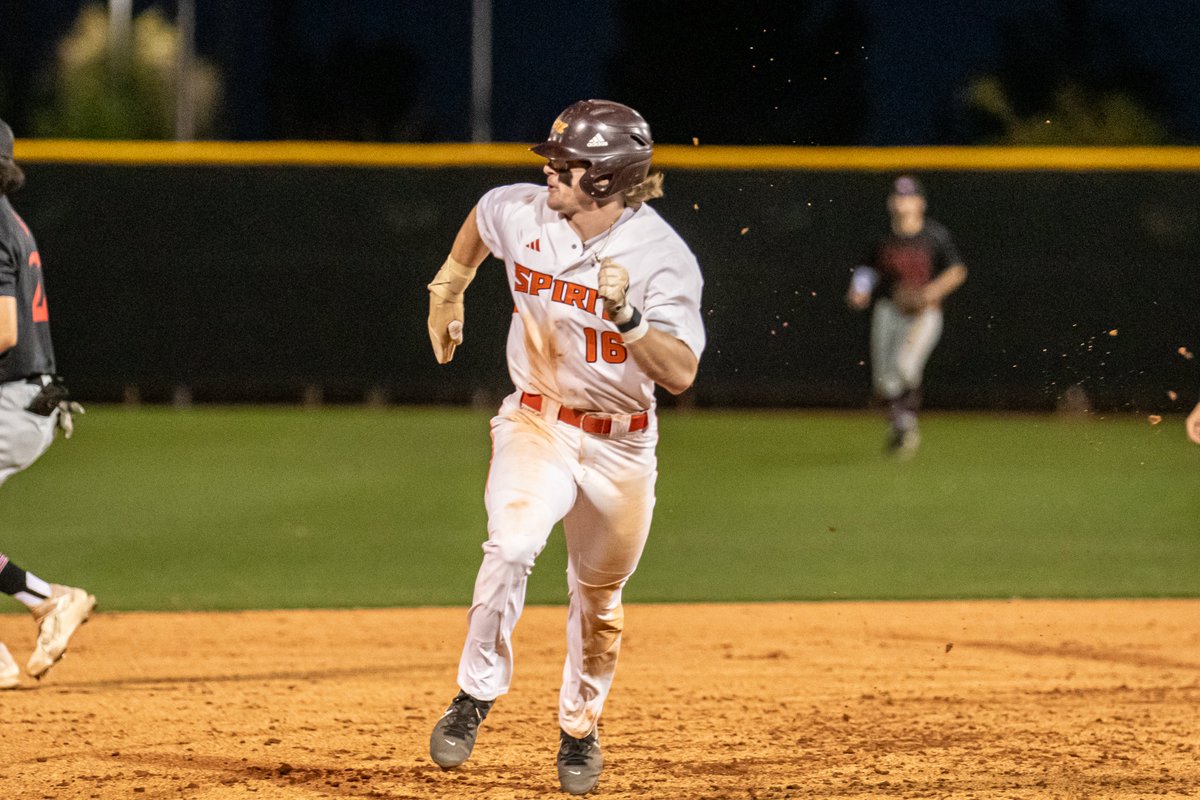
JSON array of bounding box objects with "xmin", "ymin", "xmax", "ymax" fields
[
  {"xmin": 0, "ymin": 642, "xmax": 19, "ymax": 689},
  {"xmin": 27, "ymin": 585, "xmax": 97, "ymax": 680}
]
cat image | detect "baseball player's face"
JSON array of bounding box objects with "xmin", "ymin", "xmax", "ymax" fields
[
  {"xmin": 544, "ymin": 160, "xmax": 592, "ymax": 215},
  {"xmin": 888, "ymin": 193, "xmax": 926, "ymax": 221}
]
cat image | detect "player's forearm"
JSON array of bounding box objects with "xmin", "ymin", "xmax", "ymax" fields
[
  {"xmin": 925, "ymin": 263, "xmax": 967, "ymax": 303},
  {"xmin": 625, "ymin": 327, "xmax": 698, "ymax": 395},
  {"xmin": 449, "ymin": 206, "xmax": 492, "ymax": 269},
  {"xmin": 0, "ymin": 296, "xmax": 17, "ymax": 352}
]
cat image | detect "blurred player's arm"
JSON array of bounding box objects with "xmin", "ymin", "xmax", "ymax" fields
[
  {"xmin": 0, "ymin": 296, "xmax": 16, "ymax": 352},
  {"xmin": 0, "ymin": 245, "xmax": 15, "ymax": 352},
  {"xmin": 427, "ymin": 206, "xmax": 491, "ymax": 364},
  {"xmin": 1187, "ymin": 401, "xmax": 1200, "ymax": 445},
  {"xmin": 598, "ymin": 258, "xmax": 698, "ymax": 395},
  {"xmin": 846, "ymin": 266, "xmax": 877, "ymax": 310},
  {"xmin": 923, "ymin": 262, "xmax": 967, "ymax": 307}
]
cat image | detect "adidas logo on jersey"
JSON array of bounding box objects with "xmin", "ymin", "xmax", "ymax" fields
[
  {"xmin": 525, "ymin": 238, "xmax": 541, "ymax": 252},
  {"xmin": 586, "ymin": 133, "xmax": 608, "ymax": 148}
]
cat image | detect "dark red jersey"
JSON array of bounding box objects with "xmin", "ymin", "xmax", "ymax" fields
[
  {"xmin": 0, "ymin": 195, "xmax": 56, "ymax": 381},
  {"xmin": 866, "ymin": 219, "xmax": 961, "ymax": 296}
]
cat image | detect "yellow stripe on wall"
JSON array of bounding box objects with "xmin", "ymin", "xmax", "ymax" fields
[{"xmin": 13, "ymin": 139, "xmax": 1200, "ymax": 171}]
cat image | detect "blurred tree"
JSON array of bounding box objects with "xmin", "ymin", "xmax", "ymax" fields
[
  {"xmin": 962, "ymin": 0, "xmax": 1171, "ymax": 145},
  {"xmin": 606, "ymin": 0, "xmax": 870, "ymax": 145},
  {"xmin": 33, "ymin": 3, "xmax": 222, "ymax": 139},
  {"xmin": 967, "ymin": 78, "xmax": 1168, "ymax": 146}
]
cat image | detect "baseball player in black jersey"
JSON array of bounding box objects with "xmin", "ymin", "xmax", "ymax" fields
[
  {"xmin": 0, "ymin": 118, "xmax": 95, "ymax": 689},
  {"xmin": 846, "ymin": 175, "xmax": 967, "ymax": 457}
]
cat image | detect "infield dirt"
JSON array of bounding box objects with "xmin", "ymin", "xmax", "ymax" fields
[{"xmin": 1, "ymin": 600, "xmax": 1197, "ymax": 799}]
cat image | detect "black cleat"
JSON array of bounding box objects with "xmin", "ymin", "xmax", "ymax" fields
[
  {"xmin": 429, "ymin": 690, "xmax": 493, "ymax": 769},
  {"xmin": 885, "ymin": 426, "xmax": 920, "ymax": 459},
  {"xmin": 557, "ymin": 728, "xmax": 603, "ymax": 795}
]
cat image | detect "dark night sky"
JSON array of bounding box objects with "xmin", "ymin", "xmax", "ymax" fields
[
  {"xmin": 858, "ymin": 0, "xmax": 1200, "ymax": 143},
  {"xmin": 1, "ymin": 0, "xmax": 1197, "ymax": 144}
]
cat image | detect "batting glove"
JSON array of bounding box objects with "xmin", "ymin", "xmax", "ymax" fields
[
  {"xmin": 427, "ymin": 256, "xmax": 477, "ymax": 364},
  {"xmin": 56, "ymin": 401, "xmax": 85, "ymax": 440},
  {"xmin": 598, "ymin": 258, "xmax": 651, "ymax": 343},
  {"xmin": 597, "ymin": 258, "xmax": 634, "ymax": 325}
]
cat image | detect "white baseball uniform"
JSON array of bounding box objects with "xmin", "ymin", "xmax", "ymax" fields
[{"xmin": 456, "ymin": 183, "xmax": 704, "ymax": 739}]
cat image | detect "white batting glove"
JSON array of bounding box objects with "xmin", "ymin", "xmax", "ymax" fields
[
  {"xmin": 56, "ymin": 401, "xmax": 85, "ymax": 439},
  {"xmin": 597, "ymin": 258, "xmax": 634, "ymax": 325}
]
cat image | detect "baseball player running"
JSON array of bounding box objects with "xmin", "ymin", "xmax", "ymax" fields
[
  {"xmin": 424, "ymin": 99, "xmax": 704, "ymax": 795},
  {"xmin": 846, "ymin": 175, "xmax": 967, "ymax": 457},
  {"xmin": 0, "ymin": 119, "xmax": 95, "ymax": 689}
]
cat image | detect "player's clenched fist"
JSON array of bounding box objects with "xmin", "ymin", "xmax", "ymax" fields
[
  {"xmin": 597, "ymin": 258, "xmax": 633, "ymax": 325},
  {"xmin": 427, "ymin": 256, "xmax": 478, "ymax": 364},
  {"xmin": 427, "ymin": 295, "xmax": 463, "ymax": 364}
]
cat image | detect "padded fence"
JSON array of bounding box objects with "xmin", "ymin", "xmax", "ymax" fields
[{"xmin": 13, "ymin": 145, "xmax": 1200, "ymax": 410}]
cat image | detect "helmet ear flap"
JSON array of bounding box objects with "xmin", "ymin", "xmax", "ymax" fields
[
  {"xmin": 579, "ymin": 170, "xmax": 605, "ymax": 199},
  {"xmin": 581, "ymin": 156, "xmax": 651, "ymax": 200}
]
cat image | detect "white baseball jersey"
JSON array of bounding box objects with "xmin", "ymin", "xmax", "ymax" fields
[{"xmin": 475, "ymin": 183, "xmax": 705, "ymax": 413}]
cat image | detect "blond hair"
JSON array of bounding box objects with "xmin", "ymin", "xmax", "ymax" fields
[{"xmin": 623, "ymin": 169, "xmax": 664, "ymax": 205}]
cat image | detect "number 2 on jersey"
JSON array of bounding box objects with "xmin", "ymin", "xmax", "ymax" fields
[
  {"xmin": 584, "ymin": 327, "xmax": 627, "ymax": 364},
  {"xmin": 30, "ymin": 250, "xmax": 49, "ymax": 323}
]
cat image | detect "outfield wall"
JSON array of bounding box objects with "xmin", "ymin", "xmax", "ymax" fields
[{"xmin": 13, "ymin": 142, "xmax": 1200, "ymax": 410}]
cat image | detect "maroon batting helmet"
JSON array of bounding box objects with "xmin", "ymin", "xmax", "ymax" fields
[{"xmin": 532, "ymin": 100, "xmax": 653, "ymax": 200}]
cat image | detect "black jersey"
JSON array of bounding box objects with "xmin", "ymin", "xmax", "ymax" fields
[
  {"xmin": 866, "ymin": 218, "xmax": 961, "ymax": 297},
  {"xmin": 0, "ymin": 195, "xmax": 56, "ymax": 382}
]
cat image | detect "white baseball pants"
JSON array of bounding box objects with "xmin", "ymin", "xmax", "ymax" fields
[
  {"xmin": 870, "ymin": 298, "xmax": 944, "ymax": 400},
  {"xmin": 0, "ymin": 380, "xmax": 57, "ymax": 487},
  {"xmin": 457, "ymin": 390, "xmax": 657, "ymax": 739}
]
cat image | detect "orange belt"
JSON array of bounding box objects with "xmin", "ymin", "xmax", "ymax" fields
[{"xmin": 520, "ymin": 392, "xmax": 649, "ymax": 436}]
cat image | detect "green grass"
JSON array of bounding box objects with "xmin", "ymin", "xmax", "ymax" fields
[{"xmin": 2, "ymin": 406, "xmax": 1197, "ymax": 612}]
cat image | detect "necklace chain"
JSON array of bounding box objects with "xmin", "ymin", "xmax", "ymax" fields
[{"xmin": 586, "ymin": 212, "xmax": 626, "ymax": 267}]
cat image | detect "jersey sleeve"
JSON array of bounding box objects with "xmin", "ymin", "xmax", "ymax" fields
[
  {"xmin": 931, "ymin": 222, "xmax": 963, "ymax": 270},
  {"xmin": 641, "ymin": 246, "xmax": 706, "ymax": 359},
  {"xmin": 474, "ymin": 183, "xmax": 540, "ymax": 261}
]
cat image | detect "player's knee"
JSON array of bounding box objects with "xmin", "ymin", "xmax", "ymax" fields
[
  {"xmin": 875, "ymin": 375, "xmax": 902, "ymax": 398},
  {"xmin": 897, "ymin": 368, "xmax": 923, "ymax": 390},
  {"xmin": 482, "ymin": 534, "xmax": 543, "ymax": 571}
]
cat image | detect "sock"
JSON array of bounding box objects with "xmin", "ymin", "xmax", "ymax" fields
[
  {"xmin": 900, "ymin": 387, "xmax": 923, "ymax": 414},
  {"xmin": 888, "ymin": 389, "xmax": 921, "ymax": 432},
  {"xmin": 0, "ymin": 554, "xmax": 53, "ymax": 609},
  {"xmin": 886, "ymin": 396, "xmax": 915, "ymax": 432}
]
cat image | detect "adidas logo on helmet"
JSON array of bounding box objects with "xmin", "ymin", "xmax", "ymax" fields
[{"xmin": 586, "ymin": 133, "xmax": 608, "ymax": 148}]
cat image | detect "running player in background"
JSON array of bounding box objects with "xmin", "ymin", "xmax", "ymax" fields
[
  {"xmin": 0, "ymin": 118, "xmax": 96, "ymax": 689},
  {"xmin": 846, "ymin": 175, "xmax": 967, "ymax": 457},
  {"xmin": 424, "ymin": 99, "xmax": 704, "ymax": 795}
]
